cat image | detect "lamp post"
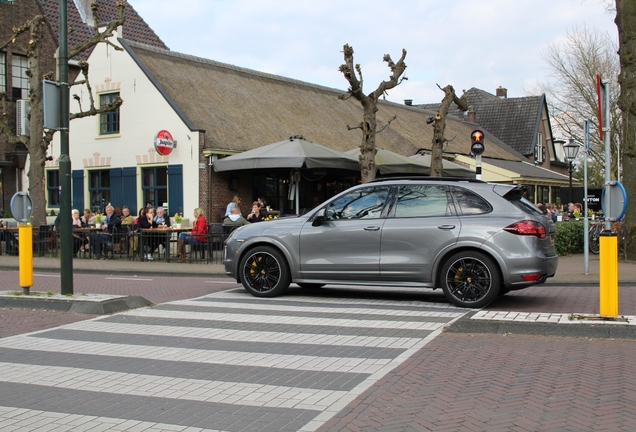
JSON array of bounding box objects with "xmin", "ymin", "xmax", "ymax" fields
[{"xmin": 563, "ymin": 138, "xmax": 580, "ymax": 204}]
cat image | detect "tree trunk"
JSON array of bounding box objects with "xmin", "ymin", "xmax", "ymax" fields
[
  {"xmin": 360, "ymin": 104, "xmax": 378, "ymax": 183},
  {"xmin": 616, "ymin": 0, "xmax": 636, "ymax": 258},
  {"xmin": 431, "ymin": 85, "xmax": 467, "ymax": 177},
  {"xmin": 26, "ymin": 17, "xmax": 47, "ymax": 226}
]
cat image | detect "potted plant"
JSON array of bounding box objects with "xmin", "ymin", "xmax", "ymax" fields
[{"xmin": 173, "ymin": 212, "xmax": 183, "ymax": 228}]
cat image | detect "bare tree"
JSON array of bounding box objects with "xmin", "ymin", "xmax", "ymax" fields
[
  {"xmin": 339, "ymin": 44, "xmax": 407, "ymax": 183},
  {"xmin": 535, "ymin": 25, "xmax": 620, "ymax": 185},
  {"xmin": 430, "ymin": 84, "xmax": 467, "ymax": 177},
  {"xmin": 616, "ymin": 0, "xmax": 636, "ymax": 257},
  {"xmin": 0, "ymin": 1, "xmax": 125, "ymax": 225}
]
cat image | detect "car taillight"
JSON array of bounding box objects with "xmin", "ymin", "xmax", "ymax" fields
[{"xmin": 503, "ymin": 220, "xmax": 546, "ymax": 239}]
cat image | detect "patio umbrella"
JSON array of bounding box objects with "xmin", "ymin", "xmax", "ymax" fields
[
  {"xmin": 214, "ymin": 136, "xmax": 360, "ymax": 215},
  {"xmin": 409, "ymin": 154, "xmax": 475, "ymax": 178},
  {"xmin": 213, "ymin": 136, "xmax": 360, "ymax": 172},
  {"xmin": 345, "ymin": 148, "xmax": 432, "ymax": 175}
]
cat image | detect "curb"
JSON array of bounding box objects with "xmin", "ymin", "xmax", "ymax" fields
[
  {"xmin": 0, "ymin": 295, "xmax": 153, "ymax": 315},
  {"xmin": 0, "ymin": 265, "xmax": 228, "ymax": 278},
  {"xmin": 446, "ymin": 312, "xmax": 636, "ymax": 340}
]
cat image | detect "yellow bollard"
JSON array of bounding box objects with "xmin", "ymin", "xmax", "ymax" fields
[
  {"xmin": 18, "ymin": 223, "xmax": 33, "ymax": 293},
  {"xmin": 599, "ymin": 232, "xmax": 618, "ymax": 317}
]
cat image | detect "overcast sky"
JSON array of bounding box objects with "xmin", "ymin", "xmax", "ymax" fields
[{"xmin": 127, "ymin": 0, "xmax": 617, "ymax": 104}]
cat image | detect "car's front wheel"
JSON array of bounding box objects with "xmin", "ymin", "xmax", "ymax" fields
[
  {"xmin": 239, "ymin": 246, "xmax": 290, "ymax": 297},
  {"xmin": 440, "ymin": 251, "xmax": 501, "ymax": 308}
]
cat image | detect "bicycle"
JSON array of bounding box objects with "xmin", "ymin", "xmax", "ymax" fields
[{"xmin": 589, "ymin": 219, "xmax": 625, "ymax": 258}]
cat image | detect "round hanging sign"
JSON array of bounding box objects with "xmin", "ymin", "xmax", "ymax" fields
[{"xmin": 154, "ymin": 130, "xmax": 175, "ymax": 156}]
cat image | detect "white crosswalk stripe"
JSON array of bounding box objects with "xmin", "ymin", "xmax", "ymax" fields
[{"xmin": 0, "ymin": 290, "xmax": 467, "ymax": 432}]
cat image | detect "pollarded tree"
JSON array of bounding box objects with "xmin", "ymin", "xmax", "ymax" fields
[
  {"xmin": 616, "ymin": 0, "xmax": 636, "ymax": 258},
  {"xmin": 339, "ymin": 44, "xmax": 407, "ymax": 183},
  {"xmin": 430, "ymin": 84, "xmax": 468, "ymax": 177},
  {"xmin": 0, "ymin": 1, "xmax": 125, "ymax": 226}
]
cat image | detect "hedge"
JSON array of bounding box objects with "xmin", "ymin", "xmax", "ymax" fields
[{"xmin": 554, "ymin": 221, "xmax": 584, "ymax": 256}]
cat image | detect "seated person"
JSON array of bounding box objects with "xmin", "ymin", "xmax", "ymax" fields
[
  {"xmin": 0, "ymin": 220, "xmax": 18, "ymax": 256},
  {"xmin": 120, "ymin": 206, "xmax": 135, "ymax": 226},
  {"xmin": 175, "ymin": 208, "xmax": 208, "ymax": 262},
  {"xmin": 82, "ymin": 209, "xmax": 96, "ymax": 226},
  {"xmin": 223, "ymin": 207, "xmax": 250, "ymax": 228},
  {"xmin": 138, "ymin": 206, "xmax": 159, "ymax": 260},
  {"xmin": 89, "ymin": 205, "xmax": 121, "ymax": 258},
  {"xmin": 246, "ymin": 202, "xmax": 264, "ymax": 223},
  {"xmin": 71, "ymin": 209, "xmax": 88, "ymax": 256}
]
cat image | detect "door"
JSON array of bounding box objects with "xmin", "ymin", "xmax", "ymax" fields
[
  {"xmin": 299, "ymin": 186, "xmax": 390, "ymax": 280},
  {"xmin": 380, "ymin": 184, "xmax": 460, "ymax": 282}
]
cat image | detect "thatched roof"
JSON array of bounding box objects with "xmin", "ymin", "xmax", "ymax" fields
[{"xmin": 122, "ymin": 40, "xmax": 525, "ymax": 162}]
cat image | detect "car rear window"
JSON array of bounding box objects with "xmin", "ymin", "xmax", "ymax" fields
[
  {"xmin": 394, "ymin": 185, "xmax": 452, "ymax": 217},
  {"xmin": 451, "ymin": 187, "xmax": 492, "ymax": 215},
  {"xmin": 504, "ymin": 189, "xmax": 544, "ymax": 216}
]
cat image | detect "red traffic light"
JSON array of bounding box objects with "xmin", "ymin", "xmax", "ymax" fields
[
  {"xmin": 471, "ymin": 129, "xmax": 485, "ymax": 156},
  {"xmin": 471, "ymin": 130, "xmax": 484, "ymax": 144}
]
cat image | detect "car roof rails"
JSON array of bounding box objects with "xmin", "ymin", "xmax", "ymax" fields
[{"xmin": 368, "ymin": 176, "xmax": 485, "ymax": 184}]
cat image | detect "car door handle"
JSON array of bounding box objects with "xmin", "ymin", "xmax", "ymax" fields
[
  {"xmin": 363, "ymin": 226, "xmax": 381, "ymax": 231},
  {"xmin": 438, "ymin": 225, "xmax": 456, "ymax": 231}
]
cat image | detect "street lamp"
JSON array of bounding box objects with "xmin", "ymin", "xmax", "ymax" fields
[{"xmin": 563, "ymin": 138, "xmax": 580, "ymax": 204}]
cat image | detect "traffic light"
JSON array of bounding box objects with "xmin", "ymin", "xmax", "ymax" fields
[{"xmin": 471, "ymin": 129, "xmax": 485, "ymax": 155}]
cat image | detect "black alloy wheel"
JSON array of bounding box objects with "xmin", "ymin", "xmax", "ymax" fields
[
  {"xmin": 441, "ymin": 251, "xmax": 500, "ymax": 308},
  {"xmin": 239, "ymin": 246, "xmax": 290, "ymax": 297}
]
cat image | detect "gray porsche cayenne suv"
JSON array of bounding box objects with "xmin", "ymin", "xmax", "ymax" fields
[{"xmin": 223, "ymin": 177, "xmax": 558, "ymax": 308}]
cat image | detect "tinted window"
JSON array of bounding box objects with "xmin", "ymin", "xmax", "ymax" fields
[
  {"xmin": 326, "ymin": 186, "xmax": 389, "ymax": 220},
  {"xmin": 505, "ymin": 190, "xmax": 544, "ymax": 216},
  {"xmin": 452, "ymin": 187, "xmax": 492, "ymax": 215},
  {"xmin": 394, "ymin": 185, "xmax": 451, "ymax": 218}
]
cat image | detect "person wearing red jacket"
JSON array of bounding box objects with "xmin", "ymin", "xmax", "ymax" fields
[{"xmin": 174, "ymin": 207, "xmax": 207, "ymax": 262}]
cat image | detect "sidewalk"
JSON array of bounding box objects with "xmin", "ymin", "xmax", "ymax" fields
[{"xmin": 0, "ymin": 253, "xmax": 633, "ymax": 285}]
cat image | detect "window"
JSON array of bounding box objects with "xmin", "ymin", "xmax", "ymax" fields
[
  {"xmin": 142, "ymin": 166, "xmax": 168, "ymax": 208},
  {"xmin": 89, "ymin": 170, "xmax": 110, "ymax": 213},
  {"xmin": 11, "ymin": 54, "xmax": 28, "ymax": 100},
  {"xmin": 451, "ymin": 187, "xmax": 492, "ymax": 215},
  {"xmin": 0, "ymin": 52, "xmax": 5, "ymax": 93},
  {"xmin": 395, "ymin": 185, "xmax": 452, "ymax": 218},
  {"xmin": 535, "ymin": 132, "xmax": 544, "ymax": 163},
  {"xmin": 46, "ymin": 170, "xmax": 60, "ymax": 207},
  {"xmin": 326, "ymin": 186, "xmax": 389, "ymax": 220},
  {"xmin": 99, "ymin": 92, "xmax": 120, "ymax": 134}
]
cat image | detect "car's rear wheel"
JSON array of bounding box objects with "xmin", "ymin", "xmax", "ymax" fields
[
  {"xmin": 296, "ymin": 283, "xmax": 325, "ymax": 289},
  {"xmin": 441, "ymin": 251, "xmax": 501, "ymax": 308},
  {"xmin": 239, "ymin": 246, "xmax": 290, "ymax": 297}
]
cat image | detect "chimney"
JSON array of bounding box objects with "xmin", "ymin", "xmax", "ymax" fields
[
  {"xmin": 467, "ymin": 106, "xmax": 476, "ymax": 123},
  {"xmin": 404, "ymin": 99, "xmax": 413, "ymax": 106},
  {"xmin": 496, "ymin": 86, "xmax": 507, "ymax": 98}
]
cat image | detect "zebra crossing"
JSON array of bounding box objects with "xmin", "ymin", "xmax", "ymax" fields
[{"xmin": 0, "ymin": 288, "xmax": 467, "ymax": 431}]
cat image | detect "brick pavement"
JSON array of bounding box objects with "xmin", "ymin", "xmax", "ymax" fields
[{"xmin": 318, "ymin": 332, "xmax": 636, "ymax": 432}]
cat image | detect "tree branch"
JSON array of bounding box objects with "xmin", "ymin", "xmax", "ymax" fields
[{"xmin": 376, "ymin": 115, "xmax": 397, "ymax": 133}]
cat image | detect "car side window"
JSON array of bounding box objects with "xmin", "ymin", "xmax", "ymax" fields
[
  {"xmin": 325, "ymin": 186, "xmax": 390, "ymax": 220},
  {"xmin": 451, "ymin": 187, "xmax": 492, "ymax": 215},
  {"xmin": 394, "ymin": 185, "xmax": 451, "ymax": 218}
]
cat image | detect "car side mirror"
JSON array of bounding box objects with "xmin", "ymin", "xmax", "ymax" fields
[{"xmin": 312, "ymin": 208, "xmax": 326, "ymax": 227}]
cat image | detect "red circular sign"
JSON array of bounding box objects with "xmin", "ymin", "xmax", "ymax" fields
[{"xmin": 154, "ymin": 130, "xmax": 175, "ymax": 156}]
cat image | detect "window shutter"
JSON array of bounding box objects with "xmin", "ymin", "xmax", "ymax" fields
[
  {"xmin": 122, "ymin": 167, "xmax": 137, "ymax": 215},
  {"xmin": 72, "ymin": 170, "xmax": 84, "ymax": 210},
  {"xmin": 168, "ymin": 164, "xmax": 183, "ymax": 215},
  {"xmin": 110, "ymin": 168, "xmax": 123, "ymax": 208}
]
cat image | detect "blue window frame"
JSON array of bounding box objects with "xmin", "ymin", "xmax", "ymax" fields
[
  {"xmin": 99, "ymin": 92, "xmax": 119, "ymax": 135},
  {"xmin": 89, "ymin": 170, "xmax": 110, "ymax": 213},
  {"xmin": 142, "ymin": 166, "xmax": 168, "ymax": 208},
  {"xmin": 46, "ymin": 170, "xmax": 60, "ymax": 207}
]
